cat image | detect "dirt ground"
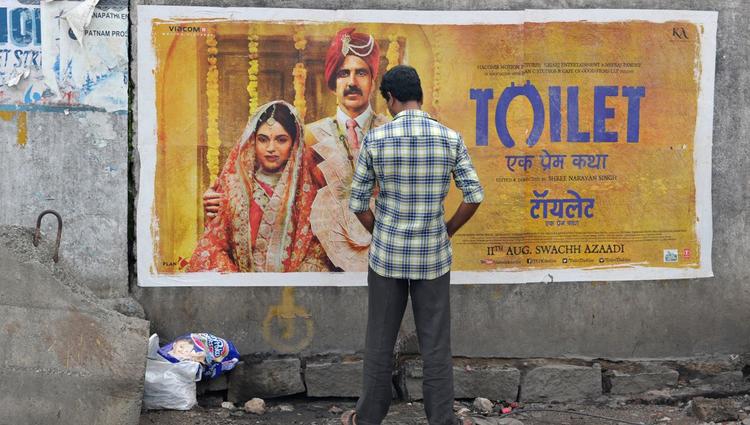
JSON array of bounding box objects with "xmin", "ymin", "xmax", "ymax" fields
[{"xmin": 140, "ymin": 394, "xmax": 750, "ymax": 425}]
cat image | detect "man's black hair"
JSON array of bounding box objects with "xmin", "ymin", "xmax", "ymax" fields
[{"xmin": 379, "ymin": 65, "xmax": 423, "ymax": 104}]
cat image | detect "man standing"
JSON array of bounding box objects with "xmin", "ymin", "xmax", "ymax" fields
[
  {"xmin": 345, "ymin": 66, "xmax": 483, "ymax": 425},
  {"xmin": 305, "ymin": 27, "xmax": 389, "ymax": 271}
]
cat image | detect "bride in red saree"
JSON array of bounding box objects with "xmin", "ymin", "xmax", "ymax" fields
[{"xmin": 189, "ymin": 101, "xmax": 332, "ymax": 272}]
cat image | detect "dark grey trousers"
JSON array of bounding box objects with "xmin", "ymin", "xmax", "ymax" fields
[{"xmin": 355, "ymin": 268, "xmax": 455, "ymax": 425}]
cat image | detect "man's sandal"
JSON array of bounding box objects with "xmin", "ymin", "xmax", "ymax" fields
[
  {"xmin": 341, "ymin": 409, "xmax": 357, "ymax": 425},
  {"xmin": 458, "ymin": 416, "xmax": 477, "ymax": 425}
]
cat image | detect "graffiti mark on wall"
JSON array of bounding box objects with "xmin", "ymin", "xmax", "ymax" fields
[
  {"xmin": 0, "ymin": 110, "xmax": 26, "ymax": 145},
  {"xmin": 262, "ymin": 287, "xmax": 314, "ymax": 353}
]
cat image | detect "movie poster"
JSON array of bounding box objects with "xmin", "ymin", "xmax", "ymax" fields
[{"xmin": 137, "ymin": 7, "xmax": 715, "ymax": 286}]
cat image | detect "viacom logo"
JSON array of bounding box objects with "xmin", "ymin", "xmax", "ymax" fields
[
  {"xmin": 159, "ymin": 25, "xmax": 208, "ymax": 37},
  {"xmin": 168, "ymin": 25, "xmax": 207, "ymax": 34}
]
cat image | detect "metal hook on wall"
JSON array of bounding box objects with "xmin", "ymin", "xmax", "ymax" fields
[{"xmin": 33, "ymin": 210, "xmax": 63, "ymax": 263}]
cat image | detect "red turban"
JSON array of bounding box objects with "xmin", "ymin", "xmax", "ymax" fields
[{"xmin": 324, "ymin": 27, "xmax": 380, "ymax": 91}]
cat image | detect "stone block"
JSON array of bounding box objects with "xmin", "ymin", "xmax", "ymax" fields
[
  {"xmin": 403, "ymin": 359, "xmax": 520, "ymax": 401},
  {"xmin": 404, "ymin": 377, "xmax": 421, "ymax": 400},
  {"xmin": 604, "ymin": 364, "xmax": 679, "ymax": 395},
  {"xmin": 100, "ymin": 297, "xmax": 146, "ymax": 319},
  {"xmin": 522, "ymin": 364, "xmax": 602, "ymax": 402},
  {"xmin": 453, "ymin": 365, "xmax": 520, "ymax": 401},
  {"xmin": 305, "ymin": 360, "xmax": 364, "ymax": 397},
  {"xmin": 227, "ymin": 359, "xmax": 305, "ymax": 402},
  {"xmin": 197, "ymin": 373, "xmax": 229, "ymax": 394},
  {"xmin": 208, "ymin": 373, "xmax": 230, "ymax": 391},
  {"xmin": 691, "ymin": 396, "xmax": 740, "ymax": 422},
  {"xmin": 691, "ymin": 371, "xmax": 746, "ymax": 386},
  {"xmin": 0, "ymin": 368, "xmax": 144, "ymax": 425},
  {"xmin": 404, "ymin": 358, "xmax": 423, "ymax": 378},
  {"xmin": 0, "ymin": 230, "xmax": 149, "ymax": 425}
]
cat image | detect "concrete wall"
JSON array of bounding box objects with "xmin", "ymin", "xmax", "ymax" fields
[
  {"xmin": 140, "ymin": 0, "xmax": 747, "ymax": 360},
  {"xmin": 0, "ymin": 111, "xmax": 128, "ymax": 299},
  {"xmin": 0, "ymin": 225, "xmax": 149, "ymax": 424},
  {"xmin": 0, "ymin": 0, "xmax": 130, "ymax": 299}
]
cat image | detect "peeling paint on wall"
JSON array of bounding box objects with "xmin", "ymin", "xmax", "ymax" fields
[
  {"xmin": 0, "ymin": 1, "xmax": 42, "ymax": 103},
  {"xmin": 0, "ymin": 0, "xmax": 127, "ymax": 111},
  {"xmin": 62, "ymin": 0, "xmax": 100, "ymax": 48},
  {"xmin": 0, "ymin": 110, "xmax": 26, "ymax": 146},
  {"xmin": 40, "ymin": 1, "xmax": 127, "ymax": 112}
]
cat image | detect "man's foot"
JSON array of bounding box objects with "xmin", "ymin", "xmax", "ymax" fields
[{"xmin": 341, "ymin": 409, "xmax": 357, "ymax": 425}]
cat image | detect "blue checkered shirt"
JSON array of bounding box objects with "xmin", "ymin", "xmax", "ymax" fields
[{"xmin": 349, "ymin": 109, "xmax": 484, "ymax": 280}]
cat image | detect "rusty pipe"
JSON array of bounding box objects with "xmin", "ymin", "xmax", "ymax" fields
[{"xmin": 33, "ymin": 210, "xmax": 63, "ymax": 263}]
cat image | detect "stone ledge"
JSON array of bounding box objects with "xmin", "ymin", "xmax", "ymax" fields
[
  {"xmin": 403, "ymin": 359, "xmax": 520, "ymax": 401},
  {"xmin": 227, "ymin": 359, "xmax": 305, "ymax": 402},
  {"xmin": 220, "ymin": 356, "xmax": 750, "ymax": 405},
  {"xmin": 522, "ymin": 364, "xmax": 602, "ymax": 402},
  {"xmin": 197, "ymin": 374, "xmax": 229, "ymax": 394},
  {"xmin": 692, "ymin": 396, "xmax": 741, "ymax": 422},
  {"xmin": 305, "ymin": 360, "xmax": 364, "ymax": 397},
  {"xmin": 690, "ymin": 371, "xmax": 746, "ymax": 386},
  {"xmin": 604, "ymin": 363, "xmax": 679, "ymax": 395}
]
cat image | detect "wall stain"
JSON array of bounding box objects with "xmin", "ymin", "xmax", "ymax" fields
[
  {"xmin": 0, "ymin": 111, "xmax": 27, "ymax": 147},
  {"xmin": 3, "ymin": 320, "xmax": 20, "ymax": 335},
  {"xmin": 44, "ymin": 311, "xmax": 114, "ymax": 369},
  {"xmin": 492, "ymin": 286, "xmax": 503, "ymax": 300},
  {"xmin": 262, "ymin": 287, "xmax": 314, "ymax": 353}
]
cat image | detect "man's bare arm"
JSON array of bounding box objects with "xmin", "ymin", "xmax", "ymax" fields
[
  {"xmin": 354, "ymin": 209, "xmax": 375, "ymax": 235},
  {"xmin": 445, "ymin": 202, "xmax": 481, "ymax": 238}
]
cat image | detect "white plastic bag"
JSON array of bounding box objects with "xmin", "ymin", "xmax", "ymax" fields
[{"xmin": 143, "ymin": 334, "xmax": 202, "ymax": 410}]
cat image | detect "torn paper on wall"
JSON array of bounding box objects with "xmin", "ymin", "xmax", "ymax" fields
[
  {"xmin": 40, "ymin": 1, "xmax": 127, "ymax": 112},
  {"xmin": 62, "ymin": 0, "xmax": 99, "ymax": 47},
  {"xmin": 0, "ymin": 0, "xmax": 127, "ymax": 112},
  {"xmin": 0, "ymin": 1, "xmax": 45, "ymax": 104}
]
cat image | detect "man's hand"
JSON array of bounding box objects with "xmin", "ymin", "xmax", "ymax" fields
[
  {"xmin": 354, "ymin": 209, "xmax": 376, "ymax": 235},
  {"xmin": 203, "ymin": 188, "xmax": 222, "ymax": 219},
  {"xmin": 446, "ymin": 202, "xmax": 481, "ymax": 238}
]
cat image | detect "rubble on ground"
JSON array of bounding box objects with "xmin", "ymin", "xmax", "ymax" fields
[{"xmin": 244, "ymin": 397, "xmax": 266, "ymax": 415}]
